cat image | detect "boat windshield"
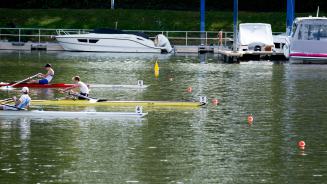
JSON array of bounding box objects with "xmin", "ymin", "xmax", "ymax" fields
[{"xmin": 298, "ymin": 24, "xmax": 327, "ymax": 41}]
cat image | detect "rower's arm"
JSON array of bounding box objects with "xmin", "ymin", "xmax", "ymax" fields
[
  {"xmin": 14, "ymin": 97, "xmax": 21, "ymax": 106},
  {"xmin": 62, "ymin": 84, "xmax": 79, "ymax": 92},
  {"xmin": 41, "ymin": 71, "xmax": 51, "ymax": 78}
]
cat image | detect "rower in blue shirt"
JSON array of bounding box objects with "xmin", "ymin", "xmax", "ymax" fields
[{"xmin": 0, "ymin": 87, "xmax": 31, "ymax": 110}]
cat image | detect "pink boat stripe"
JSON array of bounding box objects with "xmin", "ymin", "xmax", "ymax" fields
[{"xmin": 290, "ymin": 52, "xmax": 327, "ymax": 58}]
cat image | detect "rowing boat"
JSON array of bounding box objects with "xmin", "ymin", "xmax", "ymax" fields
[
  {"xmin": 0, "ymin": 82, "xmax": 148, "ymax": 89},
  {"xmin": 0, "ymin": 82, "xmax": 74, "ymax": 88},
  {"xmin": 31, "ymin": 99, "xmax": 205, "ymax": 107},
  {"xmin": 0, "ymin": 110, "xmax": 147, "ymax": 118}
]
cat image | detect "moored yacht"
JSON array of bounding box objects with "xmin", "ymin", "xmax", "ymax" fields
[
  {"xmin": 55, "ymin": 29, "xmax": 173, "ymax": 53},
  {"xmin": 284, "ymin": 17, "xmax": 327, "ymax": 64}
]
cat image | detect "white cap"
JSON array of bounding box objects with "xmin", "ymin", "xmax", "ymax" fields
[{"xmin": 21, "ymin": 87, "xmax": 29, "ymax": 93}]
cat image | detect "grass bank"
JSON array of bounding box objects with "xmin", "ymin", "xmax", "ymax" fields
[{"xmin": 0, "ymin": 9, "xmax": 323, "ymax": 32}]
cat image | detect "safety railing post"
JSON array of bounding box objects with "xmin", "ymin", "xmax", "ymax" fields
[
  {"xmin": 206, "ymin": 31, "xmax": 208, "ymax": 45},
  {"xmin": 224, "ymin": 32, "xmax": 227, "ymax": 46},
  {"xmin": 185, "ymin": 32, "xmax": 188, "ymax": 46},
  {"xmin": 18, "ymin": 28, "xmax": 21, "ymax": 42},
  {"xmin": 38, "ymin": 29, "xmax": 41, "ymax": 43}
]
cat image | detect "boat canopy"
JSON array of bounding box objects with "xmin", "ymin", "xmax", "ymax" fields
[
  {"xmin": 238, "ymin": 23, "xmax": 274, "ymax": 46},
  {"xmin": 91, "ymin": 28, "xmax": 150, "ymax": 39}
]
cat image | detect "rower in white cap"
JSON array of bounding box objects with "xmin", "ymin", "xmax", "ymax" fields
[{"xmin": 0, "ymin": 87, "xmax": 31, "ymax": 110}]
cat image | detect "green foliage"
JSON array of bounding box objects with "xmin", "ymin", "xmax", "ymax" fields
[{"xmin": 0, "ymin": 9, "xmax": 325, "ymax": 32}]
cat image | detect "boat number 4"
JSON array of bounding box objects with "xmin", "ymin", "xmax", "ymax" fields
[
  {"xmin": 135, "ymin": 106, "xmax": 143, "ymax": 114},
  {"xmin": 199, "ymin": 96, "xmax": 207, "ymax": 104}
]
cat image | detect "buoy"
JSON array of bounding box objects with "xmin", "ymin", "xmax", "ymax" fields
[
  {"xmin": 212, "ymin": 98, "xmax": 219, "ymax": 105},
  {"xmin": 154, "ymin": 61, "xmax": 159, "ymax": 71},
  {"xmin": 154, "ymin": 70, "xmax": 159, "ymax": 79},
  {"xmin": 186, "ymin": 86, "xmax": 192, "ymax": 93},
  {"xmin": 154, "ymin": 61, "xmax": 160, "ymax": 79},
  {"xmin": 298, "ymin": 141, "xmax": 306, "ymax": 149},
  {"xmin": 247, "ymin": 115, "xmax": 254, "ymax": 124}
]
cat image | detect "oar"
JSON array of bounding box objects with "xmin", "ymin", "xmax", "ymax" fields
[
  {"xmin": 0, "ymin": 98, "xmax": 13, "ymax": 103},
  {"xmin": 1, "ymin": 73, "xmax": 40, "ymax": 90},
  {"xmin": 68, "ymin": 92, "xmax": 107, "ymax": 103}
]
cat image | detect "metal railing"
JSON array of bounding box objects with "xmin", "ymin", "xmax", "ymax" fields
[
  {"xmin": 0, "ymin": 27, "xmax": 284, "ymax": 47},
  {"xmin": 0, "ymin": 28, "xmax": 235, "ymax": 46}
]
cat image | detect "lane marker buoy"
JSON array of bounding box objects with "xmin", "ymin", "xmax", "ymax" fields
[
  {"xmin": 298, "ymin": 141, "xmax": 306, "ymax": 150},
  {"xmin": 247, "ymin": 115, "xmax": 254, "ymax": 124},
  {"xmin": 212, "ymin": 98, "xmax": 219, "ymax": 105}
]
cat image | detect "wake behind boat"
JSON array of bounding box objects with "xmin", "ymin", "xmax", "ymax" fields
[{"xmin": 55, "ymin": 29, "xmax": 173, "ymax": 53}]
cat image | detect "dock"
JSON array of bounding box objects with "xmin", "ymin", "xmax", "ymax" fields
[
  {"xmin": 0, "ymin": 41, "xmax": 220, "ymax": 53},
  {"xmin": 0, "ymin": 28, "xmax": 287, "ymax": 61},
  {"xmin": 217, "ymin": 49, "xmax": 286, "ymax": 62}
]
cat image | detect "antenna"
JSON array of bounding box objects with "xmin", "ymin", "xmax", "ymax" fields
[{"xmin": 316, "ymin": 6, "xmax": 320, "ymax": 17}]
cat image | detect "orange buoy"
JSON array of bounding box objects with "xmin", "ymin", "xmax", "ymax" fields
[
  {"xmin": 247, "ymin": 115, "xmax": 254, "ymax": 124},
  {"xmin": 187, "ymin": 86, "xmax": 192, "ymax": 93},
  {"xmin": 212, "ymin": 98, "xmax": 219, "ymax": 105},
  {"xmin": 298, "ymin": 141, "xmax": 306, "ymax": 149}
]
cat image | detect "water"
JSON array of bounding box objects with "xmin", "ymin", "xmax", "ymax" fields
[{"xmin": 0, "ymin": 51, "xmax": 327, "ymax": 183}]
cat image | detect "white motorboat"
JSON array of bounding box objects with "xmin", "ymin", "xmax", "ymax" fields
[
  {"xmin": 238, "ymin": 23, "xmax": 275, "ymax": 52},
  {"xmin": 55, "ymin": 29, "xmax": 173, "ymax": 53},
  {"xmin": 284, "ymin": 17, "xmax": 327, "ymax": 64}
]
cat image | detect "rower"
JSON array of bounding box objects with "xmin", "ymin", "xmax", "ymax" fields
[
  {"xmin": 60, "ymin": 76, "xmax": 89, "ymax": 100},
  {"xmin": 0, "ymin": 87, "xmax": 31, "ymax": 110},
  {"xmin": 28, "ymin": 63, "xmax": 54, "ymax": 84}
]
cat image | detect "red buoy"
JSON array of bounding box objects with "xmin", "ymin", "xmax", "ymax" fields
[
  {"xmin": 187, "ymin": 86, "xmax": 192, "ymax": 93},
  {"xmin": 247, "ymin": 115, "xmax": 254, "ymax": 124},
  {"xmin": 298, "ymin": 141, "xmax": 306, "ymax": 149},
  {"xmin": 212, "ymin": 98, "xmax": 219, "ymax": 105}
]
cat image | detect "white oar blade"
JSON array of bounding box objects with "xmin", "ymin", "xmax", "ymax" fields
[
  {"xmin": 0, "ymin": 86, "xmax": 14, "ymax": 90},
  {"xmin": 89, "ymin": 99, "xmax": 98, "ymax": 103}
]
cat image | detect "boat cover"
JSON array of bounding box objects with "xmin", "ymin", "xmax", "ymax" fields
[{"xmin": 239, "ymin": 23, "xmax": 274, "ymax": 46}]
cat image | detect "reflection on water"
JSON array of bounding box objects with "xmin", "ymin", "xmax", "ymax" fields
[{"xmin": 0, "ymin": 51, "xmax": 327, "ymax": 183}]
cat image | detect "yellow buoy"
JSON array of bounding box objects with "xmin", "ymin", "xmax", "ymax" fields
[
  {"xmin": 154, "ymin": 60, "xmax": 159, "ymax": 78},
  {"xmin": 154, "ymin": 61, "xmax": 159, "ymax": 71}
]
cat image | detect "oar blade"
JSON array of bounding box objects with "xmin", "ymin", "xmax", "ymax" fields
[
  {"xmin": 89, "ymin": 99, "xmax": 98, "ymax": 103},
  {"xmin": 0, "ymin": 86, "xmax": 14, "ymax": 90}
]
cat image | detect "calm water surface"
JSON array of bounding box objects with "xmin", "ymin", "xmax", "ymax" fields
[{"xmin": 0, "ymin": 51, "xmax": 326, "ymax": 183}]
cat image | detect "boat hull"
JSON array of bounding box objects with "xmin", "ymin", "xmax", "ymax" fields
[
  {"xmin": 0, "ymin": 83, "xmax": 148, "ymax": 89},
  {"xmin": 31, "ymin": 100, "xmax": 204, "ymax": 108},
  {"xmin": 0, "ymin": 83, "xmax": 74, "ymax": 88},
  {"xmin": 56, "ymin": 34, "xmax": 162, "ymax": 53},
  {"xmin": 0, "ymin": 110, "xmax": 147, "ymax": 118},
  {"xmin": 289, "ymin": 53, "xmax": 327, "ymax": 64}
]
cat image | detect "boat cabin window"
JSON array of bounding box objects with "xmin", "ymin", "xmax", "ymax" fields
[
  {"xmin": 299, "ymin": 24, "xmax": 327, "ymax": 41},
  {"xmin": 89, "ymin": 39, "xmax": 99, "ymax": 43},
  {"xmin": 77, "ymin": 39, "xmax": 88, "ymax": 43},
  {"xmin": 291, "ymin": 23, "xmax": 298, "ymax": 37}
]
